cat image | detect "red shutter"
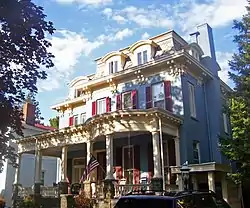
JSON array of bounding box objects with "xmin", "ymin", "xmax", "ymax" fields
[
  {"xmin": 92, "ymin": 101, "xmax": 96, "ymax": 116},
  {"xmin": 115, "ymin": 147, "xmax": 123, "ymax": 180},
  {"xmin": 106, "ymin": 97, "xmax": 111, "ymax": 112},
  {"xmin": 147, "ymin": 142, "xmax": 153, "ymax": 182},
  {"xmin": 69, "ymin": 116, "xmax": 73, "ymax": 126},
  {"xmin": 146, "ymin": 86, "xmax": 152, "ymax": 109},
  {"xmin": 133, "ymin": 145, "xmax": 140, "ymax": 185},
  {"xmin": 164, "ymin": 80, "xmax": 173, "ymax": 112},
  {"xmin": 131, "ymin": 90, "xmax": 137, "ymax": 109},
  {"xmin": 116, "ymin": 94, "xmax": 121, "ymax": 110}
]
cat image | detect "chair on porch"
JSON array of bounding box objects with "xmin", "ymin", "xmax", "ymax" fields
[{"xmin": 115, "ymin": 178, "xmax": 127, "ymax": 197}]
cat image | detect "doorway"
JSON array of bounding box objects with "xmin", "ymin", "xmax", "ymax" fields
[{"xmin": 96, "ymin": 151, "xmax": 106, "ymax": 183}]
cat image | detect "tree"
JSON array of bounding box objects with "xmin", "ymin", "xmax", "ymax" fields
[
  {"xmin": 220, "ymin": 1, "xmax": 250, "ymax": 184},
  {"xmin": 49, "ymin": 116, "xmax": 59, "ymax": 129},
  {"xmin": 26, "ymin": 92, "xmax": 44, "ymax": 124},
  {"xmin": 0, "ymin": 0, "xmax": 55, "ymax": 173}
]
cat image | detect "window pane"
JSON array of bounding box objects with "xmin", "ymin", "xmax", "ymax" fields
[
  {"xmin": 195, "ymin": 194, "xmax": 217, "ymax": 208},
  {"xmin": 137, "ymin": 52, "xmax": 142, "ymax": 65},
  {"xmin": 114, "ymin": 61, "xmax": 118, "ymax": 72},
  {"xmin": 74, "ymin": 116, "xmax": 78, "ymax": 126},
  {"xmin": 188, "ymin": 83, "xmax": 196, "ymax": 117},
  {"xmin": 143, "ymin": 50, "xmax": 147, "ymax": 63},
  {"xmin": 152, "ymin": 82, "xmax": 165, "ymax": 108},
  {"xmin": 122, "ymin": 92, "xmax": 132, "ymax": 109},
  {"xmin": 80, "ymin": 113, "xmax": 86, "ymax": 124},
  {"xmin": 177, "ymin": 196, "xmax": 194, "ymax": 208},
  {"xmin": 97, "ymin": 99, "xmax": 106, "ymax": 114}
]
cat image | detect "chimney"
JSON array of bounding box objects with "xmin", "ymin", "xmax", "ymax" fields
[
  {"xmin": 195, "ymin": 23, "xmax": 218, "ymax": 75},
  {"xmin": 23, "ymin": 102, "xmax": 36, "ymax": 125}
]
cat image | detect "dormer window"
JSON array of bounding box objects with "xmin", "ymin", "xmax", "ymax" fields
[
  {"xmin": 109, "ymin": 61, "xmax": 118, "ymax": 74},
  {"xmin": 137, "ymin": 50, "xmax": 148, "ymax": 65}
]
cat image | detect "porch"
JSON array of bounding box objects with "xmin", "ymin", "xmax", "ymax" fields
[{"xmin": 15, "ymin": 108, "xmax": 182, "ymax": 199}]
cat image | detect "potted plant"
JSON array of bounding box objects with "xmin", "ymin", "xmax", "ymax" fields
[{"xmin": 74, "ymin": 190, "xmax": 95, "ymax": 208}]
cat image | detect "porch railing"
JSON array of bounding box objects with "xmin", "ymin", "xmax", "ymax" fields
[{"xmin": 17, "ymin": 186, "xmax": 58, "ymax": 198}]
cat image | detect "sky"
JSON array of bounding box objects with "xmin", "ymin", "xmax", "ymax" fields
[{"xmin": 0, "ymin": 0, "xmax": 248, "ymax": 192}]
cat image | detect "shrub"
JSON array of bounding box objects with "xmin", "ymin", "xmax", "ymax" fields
[
  {"xmin": 0, "ymin": 196, "xmax": 6, "ymax": 208},
  {"xmin": 74, "ymin": 190, "xmax": 95, "ymax": 208}
]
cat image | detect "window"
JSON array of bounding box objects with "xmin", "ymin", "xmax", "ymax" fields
[
  {"xmin": 188, "ymin": 82, "xmax": 196, "ymax": 118},
  {"xmin": 72, "ymin": 158, "xmax": 86, "ymax": 183},
  {"xmin": 137, "ymin": 51, "xmax": 148, "ymax": 65},
  {"xmin": 193, "ymin": 141, "xmax": 200, "ymax": 163},
  {"xmin": 152, "ymin": 82, "xmax": 165, "ymax": 109},
  {"xmin": 194, "ymin": 194, "xmax": 217, "ymax": 208},
  {"xmin": 41, "ymin": 170, "xmax": 45, "ymax": 186},
  {"xmin": 80, "ymin": 113, "xmax": 86, "ymax": 124},
  {"xmin": 96, "ymin": 98, "xmax": 106, "ymax": 114},
  {"xmin": 74, "ymin": 115, "xmax": 78, "ymax": 126},
  {"xmin": 109, "ymin": 61, "xmax": 118, "ymax": 74},
  {"xmin": 123, "ymin": 146, "xmax": 134, "ymax": 184},
  {"xmin": 223, "ymin": 113, "xmax": 228, "ymax": 134},
  {"xmin": 75, "ymin": 88, "xmax": 84, "ymax": 97},
  {"xmin": 143, "ymin": 50, "xmax": 148, "ymax": 63},
  {"xmin": 122, "ymin": 91, "xmax": 133, "ymax": 109}
]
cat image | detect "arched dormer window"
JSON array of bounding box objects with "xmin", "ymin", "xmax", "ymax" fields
[
  {"xmin": 100, "ymin": 51, "xmax": 128, "ymax": 75},
  {"xmin": 188, "ymin": 43, "xmax": 204, "ymax": 61},
  {"xmin": 68, "ymin": 76, "xmax": 89, "ymax": 99},
  {"xmin": 128, "ymin": 40, "xmax": 158, "ymax": 67}
]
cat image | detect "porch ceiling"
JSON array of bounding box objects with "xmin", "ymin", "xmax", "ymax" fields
[{"xmin": 17, "ymin": 108, "xmax": 182, "ymax": 154}]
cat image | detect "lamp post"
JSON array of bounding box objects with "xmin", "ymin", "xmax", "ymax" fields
[{"xmin": 180, "ymin": 161, "xmax": 190, "ymax": 191}]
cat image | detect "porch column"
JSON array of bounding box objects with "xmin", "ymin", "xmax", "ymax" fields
[
  {"xmin": 208, "ymin": 171, "xmax": 215, "ymax": 192},
  {"xmin": 84, "ymin": 141, "xmax": 93, "ymax": 198},
  {"xmin": 105, "ymin": 134, "xmax": 114, "ymax": 180},
  {"xmin": 59, "ymin": 146, "xmax": 68, "ymax": 195},
  {"xmin": 104, "ymin": 134, "xmax": 115, "ymax": 199},
  {"xmin": 14, "ymin": 153, "xmax": 22, "ymax": 184},
  {"xmin": 221, "ymin": 173, "xmax": 228, "ymax": 202},
  {"xmin": 34, "ymin": 149, "xmax": 42, "ymax": 184},
  {"xmin": 174, "ymin": 137, "xmax": 181, "ymax": 166},
  {"xmin": 151, "ymin": 130, "xmax": 163, "ymax": 191},
  {"xmin": 12, "ymin": 153, "xmax": 22, "ymax": 207}
]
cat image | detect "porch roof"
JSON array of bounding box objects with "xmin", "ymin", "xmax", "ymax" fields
[{"xmin": 17, "ymin": 108, "xmax": 183, "ymax": 153}]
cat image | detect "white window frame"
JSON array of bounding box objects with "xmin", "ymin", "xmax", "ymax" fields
[
  {"xmin": 193, "ymin": 141, "xmax": 200, "ymax": 164},
  {"xmin": 109, "ymin": 61, "xmax": 118, "ymax": 74},
  {"xmin": 142, "ymin": 50, "xmax": 148, "ymax": 63},
  {"xmin": 188, "ymin": 82, "xmax": 196, "ymax": 118},
  {"xmin": 73, "ymin": 115, "xmax": 78, "ymax": 126},
  {"xmin": 96, "ymin": 98, "xmax": 106, "ymax": 115},
  {"xmin": 122, "ymin": 91, "xmax": 133, "ymax": 109},
  {"xmin": 122, "ymin": 145, "xmax": 134, "ymax": 184},
  {"xmin": 152, "ymin": 82, "xmax": 165, "ymax": 108},
  {"xmin": 72, "ymin": 157, "xmax": 86, "ymax": 183},
  {"xmin": 223, "ymin": 113, "xmax": 228, "ymax": 134},
  {"xmin": 80, "ymin": 113, "xmax": 86, "ymax": 124}
]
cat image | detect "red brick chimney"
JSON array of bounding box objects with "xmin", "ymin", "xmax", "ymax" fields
[{"xmin": 23, "ymin": 102, "xmax": 36, "ymax": 126}]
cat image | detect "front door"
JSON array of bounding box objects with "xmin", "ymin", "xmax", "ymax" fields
[{"xmin": 97, "ymin": 151, "xmax": 106, "ymax": 183}]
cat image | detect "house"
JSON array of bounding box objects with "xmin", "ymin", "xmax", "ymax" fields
[
  {"xmin": 4, "ymin": 102, "xmax": 59, "ymax": 207},
  {"xmin": 15, "ymin": 23, "xmax": 241, "ymax": 207}
]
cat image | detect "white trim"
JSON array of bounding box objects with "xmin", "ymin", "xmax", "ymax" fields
[
  {"xmin": 96, "ymin": 98, "xmax": 106, "ymax": 115},
  {"xmin": 122, "ymin": 91, "xmax": 133, "ymax": 109}
]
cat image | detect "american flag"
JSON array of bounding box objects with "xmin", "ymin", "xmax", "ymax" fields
[{"xmin": 80, "ymin": 154, "xmax": 99, "ymax": 183}]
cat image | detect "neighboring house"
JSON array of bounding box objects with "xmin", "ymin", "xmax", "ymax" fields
[
  {"xmin": 16, "ymin": 23, "xmax": 241, "ymax": 207},
  {"xmin": 4, "ymin": 102, "xmax": 58, "ymax": 207}
]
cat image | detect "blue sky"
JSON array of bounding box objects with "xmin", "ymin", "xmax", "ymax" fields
[
  {"xmin": 0, "ymin": 0, "xmax": 248, "ymax": 193},
  {"xmin": 34, "ymin": 0, "xmax": 247, "ymax": 125}
]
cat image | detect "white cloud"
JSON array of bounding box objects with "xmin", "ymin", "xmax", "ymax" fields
[
  {"xmin": 38, "ymin": 28, "xmax": 134, "ymax": 92},
  {"xmin": 55, "ymin": 0, "xmax": 112, "ymax": 6},
  {"xmin": 97, "ymin": 28, "xmax": 133, "ymax": 42},
  {"xmin": 112, "ymin": 15, "xmax": 127, "ymax": 24},
  {"xmin": 102, "ymin": 0, "xmax": 247, "ymax": 33},
  {"xmin": 38, "ymin": 30, "xmax": 103, "ymax": 92},
  {"xmin": 216, "ymin": 51, "xmax": 233, "ymax": 85},
  {"xmin": 141, "ymin": 32, "xmax": 150, "ymax": 40},
  {"xmin": 102, "ymin": 8, "xmax": 112, "ymax": 17}
]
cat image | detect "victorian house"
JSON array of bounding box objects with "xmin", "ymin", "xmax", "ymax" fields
[{"xmin": 15, "ymin": 23, "xmax": 241, "ymax": 207}]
